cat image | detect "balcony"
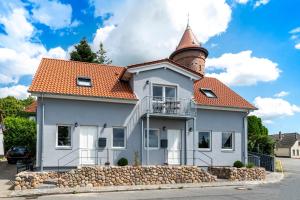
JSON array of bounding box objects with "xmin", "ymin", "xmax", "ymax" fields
[{"xmin": 141, "ymin": 96, "xmax": 196, "ymax": 118}]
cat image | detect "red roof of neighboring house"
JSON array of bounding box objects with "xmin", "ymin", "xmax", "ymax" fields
[
  {"xmin": 29, "ymin": 58, "xmax": 137, "ymax": 100},
  {"xmin": 194, "ymin": 77, "xmax": 256, "ymax": 110},
  {"xmin": 29, "ymin": 58, "xmax": 255, "ymax": 110},
  {"xmin": 24, "ymin": 101, "xmax": 37, "ymax": 113}
]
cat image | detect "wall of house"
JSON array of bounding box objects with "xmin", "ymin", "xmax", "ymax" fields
[
  {"xmin": 291, "ymin": 141, "xmax": 300, "ymax": 158},
  {"xmin": 274, "ymin": 148, "xmax": 290, "ymax": 157},
  {"xmin": 186, "ymin": 109, "xmax": 248, "ymax": 166},
  {"xmin": 132, "ymin": 67, "xmax": 194, "ymax": 100}
]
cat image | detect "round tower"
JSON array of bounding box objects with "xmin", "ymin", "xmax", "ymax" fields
[{"xmin": 169, "ymin": 25, "xmax": 208, "ymax": 76}]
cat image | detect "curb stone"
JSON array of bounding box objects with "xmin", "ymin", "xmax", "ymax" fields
[{"xmin": 6, "ymin": 172, "xmax": 284, "ymax": 198}]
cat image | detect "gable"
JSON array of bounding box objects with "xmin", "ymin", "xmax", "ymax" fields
[{"xmin": 126, "ymin": 59, "xmax": 201, "ymax": 80}]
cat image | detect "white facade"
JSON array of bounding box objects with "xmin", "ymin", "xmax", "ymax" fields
[{"xmin": 0, "ymin": 125, "xmax": 4, "ymax": 156}]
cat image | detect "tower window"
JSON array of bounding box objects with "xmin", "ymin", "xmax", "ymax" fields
[
  {"xmin": 77, "ymin": 76, "xmax": 92, "ymax": 87},
  {"xmin": 200, "ymin": 88, "xmax": 217, "ymax": 98}
]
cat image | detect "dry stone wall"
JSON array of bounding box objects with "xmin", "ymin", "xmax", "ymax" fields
[
  {"xmin": 14, "ymin": 171, "xmax": 57, "ymax": 190},
  {"xmin": 208, "ymin": 167, "xmax": 266, "ymax": 181},
  {"xmin": 57, "ymin": 166, "xmax": 216, "ymax": 188}
]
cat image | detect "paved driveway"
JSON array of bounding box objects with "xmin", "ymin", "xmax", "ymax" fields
[
  {"xmin": 0, "ymin": 160, "xmax": 17, "ymax": 193},
  {"xmin": 5, "ymin": 158, "xmax": 300, "ymax": 200}
]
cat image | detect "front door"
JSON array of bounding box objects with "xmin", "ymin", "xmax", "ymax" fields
[
  {"xmin": 167, "ymin": 129, "xmax": 181, "ymax": 165},
  {"xmin": 79, "ymin": 126, "xmax": 98, "ymax": 165}
]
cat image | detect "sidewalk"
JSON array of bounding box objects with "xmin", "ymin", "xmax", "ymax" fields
[{"xmin": 5, "ymin": 172, "xmax": 284, "ymax": 198}]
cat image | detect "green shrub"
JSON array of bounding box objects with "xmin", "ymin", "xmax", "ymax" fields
[
  {"xmin": 117, "ymin": 157, "xmax": 128, "ymax": 166},
  {"xmin": 233, "ymin": 160, "xmax": 244, "ymax": 168},
  {"xmin": 246, "ymin": 163, "xmax": 255, "ymax": 168},
  {"xmin": 3, "ymin": 117, "xmax": 36, "ymax": 154}
]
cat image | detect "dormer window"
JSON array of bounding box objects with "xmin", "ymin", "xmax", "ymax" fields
[
  {"xmin": 200, "ymin": 88, "xmax": 217, "ymax": 98},
  {"xmin": 77, "ymin": 76, "xmax": 92, "ymax": 87}
]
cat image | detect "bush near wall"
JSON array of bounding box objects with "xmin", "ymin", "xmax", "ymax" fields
[{"xmin": 3, "ymin": 117, "xmax": 36, "ymax": 154}]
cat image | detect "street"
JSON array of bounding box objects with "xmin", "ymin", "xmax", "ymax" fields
[{"xmin": 5, "ymin": 158, "xmax": 300, "ymax": 200}]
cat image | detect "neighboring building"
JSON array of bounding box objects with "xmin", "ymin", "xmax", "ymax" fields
[
  {"xmin": 29, "ymin": 26, "xmax": 256, "ymax": 170},
  {"xmin": 0, "ymin": 111, "xmax": 4, "ymax": 156},
  {"xmin": 24, "ymin": 101, "xmax": 37, "ymax": 121},
  {"xmin": 271, "ymin": 132, "xmax": 300, "ymax": 158}
]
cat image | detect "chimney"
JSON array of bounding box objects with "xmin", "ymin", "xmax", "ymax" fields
[{"xmin": 279, "ymin": 131, "xmax": 282, "ymax": 140}]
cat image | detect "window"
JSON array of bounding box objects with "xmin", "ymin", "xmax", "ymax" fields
[
  {"xmin": 297, "ymin": 150, "xmax": 299, "ymax": 156},
  {"xmin": 298, "ymin": 141, "xmax": 300, "ymax": 146},
  {"xmin": 152, "ymin": 85, "xmax": 177, "ymax": 101},
  {"xmin": 153, "ymin": 85, "xmax": 163, "ymax": 101},
  {"xmin": 77, "ymin": 77, "xmax": 92, "ymax": 87},
  {"xmin": 200, "ymin": 88, "xmax": 217, "ymax": 98},
  {"xmin": 57, "ymin": 125, "xmax": 71, "ymax": 147},
  {"xmin": 165, "ymin": 87, "xmax": 176, "ymax": 100},
  {"xmin": 293, "ymin": 149, "xmax": 296, "ymax": 156},
  {"xmin": 222, "ymin": 132, "xmax": 234, "ymax": 150},
  {"xmin": 112, "ymin": 128, "xmax": 126, "ymax": 148},
  {"xmin": 144, "ymin": 129, "xmax": 160, "ymax": 149},
  {"xmin": 198, "ymin": 132, "xmax": 211, "ymax": 150}
]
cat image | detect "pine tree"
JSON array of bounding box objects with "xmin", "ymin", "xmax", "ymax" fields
[
  {"xmin": 70, "ymin": 38, "xmax": 96, "ymax": 63},
  {"xmin": 95, "ymin": 42, "xmax": 112, "ymax": 64}
]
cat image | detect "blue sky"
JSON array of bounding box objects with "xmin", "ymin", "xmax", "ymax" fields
[{"xmin": 0, "ymin": 0, "xmax": 299, "ymax": 134}]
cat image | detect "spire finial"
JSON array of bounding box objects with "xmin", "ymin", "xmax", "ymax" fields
[{"xmin": 187, "ymin": 12, "xmax": 190, "ymax": 28}]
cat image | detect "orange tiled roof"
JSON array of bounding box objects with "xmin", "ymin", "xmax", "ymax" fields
[
  {"xmin": 29, "ymin": 58, "xmax": 137, "ymax": 100},
  {"xmin": 194, "ymin": 77, "xmax": 256, "ymax": 110},
  {"xmin": 24, "ymin": 101, "xmax": 37, "ymax": 113}
]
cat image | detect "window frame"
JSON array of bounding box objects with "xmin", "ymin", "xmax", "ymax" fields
[
  {"xmin": 197, "ymin": 131, "xmax": 212, "ymax": 151},
  {"xmin": 144, "ymin": 128, "xmax": 160, "ymax": 150},
  {"xmin": 77, "ymin": 76, "xmax": 92, "ymax": 87},
  {"xmin": 221, "ymin": 132, "xmax": 235, "ymax": 151},
  {"xmin": 152, "ymin": 84, "xmax": 177, "ymax": 100},
  {"xmin": 56, "ymin": 125, "xmax": 72, "ymax": 149},
  {"xmin": 200, "ymin": 88, "xmax": 217, "ymax": 98},
  {"xmin": 111, "ymin": 127, "xmax": 126, "ymax": 149}
]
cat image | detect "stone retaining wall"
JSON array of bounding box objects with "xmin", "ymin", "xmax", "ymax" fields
[
  {"xmin": 208, "ymin": 167, "xmax": 266, "ymax": 181},
  {"xmin": 14, "ymin": 171, "xmax": 57, "ymax": 190},
  {"xmin": 57, "ymin": 166, "xmax": 216, "ymax": 188}
]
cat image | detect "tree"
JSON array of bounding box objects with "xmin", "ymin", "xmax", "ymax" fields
[
  {"xmin": 70, "ymin": 38, "xmax": 96, "ymax": 62},
  {"xmin": 95, "ymin": 42, "xmax": 112, "ymax": 64},
  {"xmin": 0, "ymin": 96, "xmax": 35, "ymax": 118},
  {"xmin": 3, "ymin": 117, "xmax": 36, "ymax": 153},
  {"xmin": 248, "ymin": 115, "xmax": 274, "ymax": 155}
]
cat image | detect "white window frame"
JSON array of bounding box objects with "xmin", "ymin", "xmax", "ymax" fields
[
  {"xmin": 144, "ymin": 128, "xmax": 160, "ymax": 150},
  {"xmin": 221, "ymin": 132, "xmax": 235, "ymax": 151},
  {"xmin": 56, "ymin": 124, "xmax": 72, "ymax": 149},
  {"xmin": 111, "ymin": 127, "xmax": 126, "ymax": 149},
  {"xmin": 197, "ymin": 131, "xmax": 212, "ymax": 151},
  {"xmin": 152, "ymin": 84, "xmax": 177, "ymax": 100}
]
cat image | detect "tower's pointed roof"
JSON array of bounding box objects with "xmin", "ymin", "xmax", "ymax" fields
[{"xmin": 176, "ymin": 25, "xmax": 200, "ymax": 50}]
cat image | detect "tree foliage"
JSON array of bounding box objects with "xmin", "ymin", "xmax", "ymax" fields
[
  {"xmin": 0, "ymin": 96, "xmax": 34, "ymax": 118},
  {"xmin": 95, "ymin": 42, "xmax": 112, "ymax": 64},
  {"xmin": 248, "ymin": 115, "xmax": 274, "ymax": 155},
  {"xmin": 3, "ymin": 117, "xmax": 36, "ymax": 153},
  {"xmin": 70, "ymin": 38, "xmax": 97, "ymax": 62},
  {"xmin": 70, "ymin": 38, "xmax": 112, "ymax": 64}
]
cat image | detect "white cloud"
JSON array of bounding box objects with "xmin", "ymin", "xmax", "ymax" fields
[
  {"xmin": 206, "ymin": 50, "xmax": 280, "ymax": 86},
  {"xmin": 29, "ymin": 0, "xmax": 78, "ymax": 30},
  {"xmin": 254, "ymin": 0, "xmax": 270, "ymax": 8},
  {"xmin": 235, "ymin": 0, "xmax": 250, "ymax": 4},
  {"xmin": 251, "ymin": 97, "xmax": 300, "ymax": 123},
  {"xmin": 289, "ymin": 27, "xmax": 300, "ymax": 34},
  {"xmin": 274, "ymin": 91, "xmax": 289, "ymax": 98},
  {"xmin": 295, "ymin": 43, "xmax": 300, "ymax": 49},
  {"xmin": 91, "ymin": 0, "xmax": 232, "ymax": 65},
  {"xmin": 0, "ymin": 85, "xmax": 29, "ymax": 99},
  {"xmin": 0, "ymin": 2, "xmax": 67, "ymax": 97}
]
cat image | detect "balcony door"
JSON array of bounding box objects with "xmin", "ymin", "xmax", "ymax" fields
[{"xmin": 152, "ymin": 85, "xmax": 177, "ymax": 114}]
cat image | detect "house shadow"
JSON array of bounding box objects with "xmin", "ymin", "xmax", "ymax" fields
[{"xmin": 0, "ymin": 160, "xmax": 17, "ymax": 186}]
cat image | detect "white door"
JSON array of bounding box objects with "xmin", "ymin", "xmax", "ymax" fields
[
  {"xmin": 167, "ymin": 129, "xmax": 181, "ymax": 165},
  {"xmin": 79, "ymin": 126, "xmax": 98, "ymax": 165}
]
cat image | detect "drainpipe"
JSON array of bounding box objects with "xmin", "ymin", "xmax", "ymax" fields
[
  {"xmin": 193, "ymin": 117, "xmax": 196, "ymax": 166},
  {"xmin": 141, "ymin": 119, "xmax": 144, "ymax": 165},
  {"xmin": 146, "ymin": 113, "xmax": 150, "ymax": 165},
  {"xmin": 40, "ymin": 94, "xmax": 45, "ymax": 172},
  {"xmin": 243, "ymin": 112, "xmax": 249, "ymax": 165}
]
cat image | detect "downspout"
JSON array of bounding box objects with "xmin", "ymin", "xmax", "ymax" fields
[
  {"xmin": 141, "ymin": 119, "xmax": 144, "ymax": 165},
  {"xmin": 40, "ymin": 94, "xmax": 45, "ymax": 172},
  {"xmin": 243, "ymin": 111, "xmax": 249, "ymax": 164},
  {"xmin": 193, "ymin": 117, "xmax": 196, "ymax": 166}
]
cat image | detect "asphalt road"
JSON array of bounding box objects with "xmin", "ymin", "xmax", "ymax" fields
[{"xmin": 8, "ymin": 158, "xmax": 300, "ymax": 200}]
